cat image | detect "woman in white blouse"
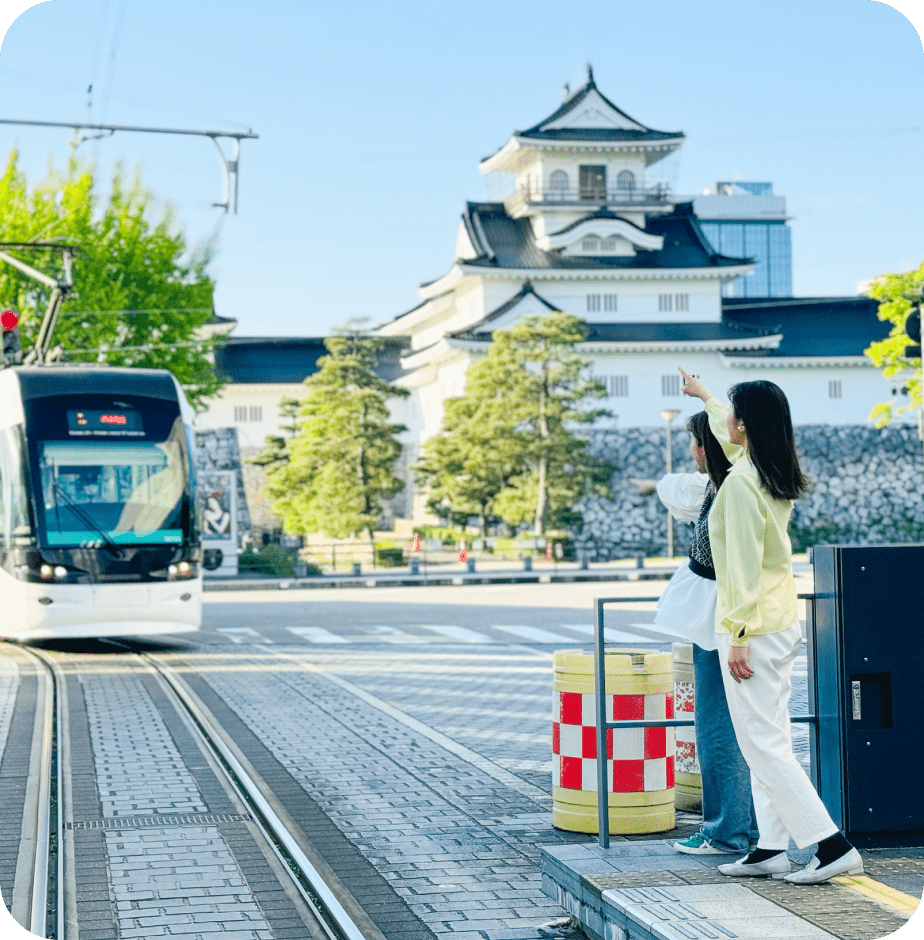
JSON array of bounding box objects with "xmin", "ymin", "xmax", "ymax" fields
[
  {"xmin": 654, "ymin": 411, "xmax": 757, "ymax": 857},
  {"xmin": 679, "ymin": 367, "xmax": 862, "ymax": 885}
]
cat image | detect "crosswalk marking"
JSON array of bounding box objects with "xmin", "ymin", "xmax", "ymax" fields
[
  {"xmin": 217, "ymin": 628, "xmax": 273, "ymax": 644},
  {"xmin": 286, "ymin": 627, "xmax": 349, "ymax": 644},
  {"xmin": 493, "ymin": 625, "xmax": 579, "ymax": 644},
  {"xmin": 420, "ymin": 624, "xmax": 492, "ymax": 643}
]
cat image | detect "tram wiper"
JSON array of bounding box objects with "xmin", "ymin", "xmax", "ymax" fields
[{"xmin": 51, "ymin": 481, "xmax": 123, "ymax": 558}]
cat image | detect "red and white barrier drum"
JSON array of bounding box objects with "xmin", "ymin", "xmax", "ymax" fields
[
  {"xmin": 552, "ymin": 648, "xmax": 675, "ymax": 834},
  {"xmin": 672, "ymin": 642, "xmax": 702, "ymax": 811}
]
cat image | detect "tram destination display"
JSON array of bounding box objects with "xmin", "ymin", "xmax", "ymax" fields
[{"xmin": 67, "ymin": 408, "xmax": 144, "ymax": 436}]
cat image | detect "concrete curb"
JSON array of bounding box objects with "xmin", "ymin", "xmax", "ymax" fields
[{"xmin": 202, "ymin": 567, "xmax": 681, "ymax": 592}]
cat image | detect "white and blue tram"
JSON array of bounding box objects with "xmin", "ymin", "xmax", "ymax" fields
[{"xmin": 0, "ymin": 366, "xmax": 202, "ymax": 640}]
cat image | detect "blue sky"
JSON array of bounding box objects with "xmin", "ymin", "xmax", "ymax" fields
[{"xmin": 0, "ymin": 0, "xmax": 922, "ymax": 337}]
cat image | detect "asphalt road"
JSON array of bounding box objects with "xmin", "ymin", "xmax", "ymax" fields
[{"xmin": 198, "ymin": 576, "xmax": 816, "ymax": 649}]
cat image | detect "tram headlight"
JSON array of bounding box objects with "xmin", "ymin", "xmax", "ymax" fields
[
  {"xmin": 168, "ymin": 564, "xmax": 178, "ymax": 577},
  {"xmin": 177, "ymin": 561, "xmax": 192, "ymax": 576},
  {"xmin": 53, "ymin": 566, "xmax": 68, "ymax": 580},
  {"xmin": 39, "ymin": 564, "xmax": 54, "ymax": 580}
]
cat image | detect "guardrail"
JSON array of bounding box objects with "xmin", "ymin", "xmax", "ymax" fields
[{"xmin": 592, "ymin": 593, "xmax": 820, "ymax": 848}]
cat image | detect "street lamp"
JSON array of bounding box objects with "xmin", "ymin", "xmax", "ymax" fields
[{"xmin": 659, "ymin": 408, "xmax": 681, "ymax": 559}]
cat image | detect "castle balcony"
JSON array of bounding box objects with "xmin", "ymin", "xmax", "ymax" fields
[{"xmin": 504, "ymin": 182, "xmax": 672, "ymax": 216}]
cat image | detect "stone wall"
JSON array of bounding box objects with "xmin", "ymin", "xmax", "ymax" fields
[{"xmin": 572, "ymin": 423, "xmax": 924, "ymax": 561}]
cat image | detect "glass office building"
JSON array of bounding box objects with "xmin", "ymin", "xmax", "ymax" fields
[{"xmin": 695, "ymin": 183, "xmax": 793, "ymax": 298}]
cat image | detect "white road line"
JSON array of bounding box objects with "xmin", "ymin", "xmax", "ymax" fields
[
  {"xmin": 286, "ymin": 627, "xmax": 349, "ymax": 644},
  {"xmin": 217, "ymin": 628, "xmax": 273, "ymax": 644},
  {"xmin": 492, "ymin": 625, "xmax": 578, "ymax": 644},
  {"xmin": 421, "ymin": 624, "xmax": 493, "ymax": 643}
]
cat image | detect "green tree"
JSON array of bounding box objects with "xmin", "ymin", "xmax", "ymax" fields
[
  {"xmin": 419, "ymin": 311, "xmax": 612, "ymax": 535},
  {"xmin": 264, "ymin": 328, "xmax": 409, "ymax": 544},
  {"xmin": 0, "ymin": 149, "xmax": 222, "ymax": 406},
  {"xmin": 865, "ymin": 261, "xmax": 923, "ymax": 426},
  {"xmin": 249, "ymin": 396, "xmax": 304, "ymax": 473},
  {"xmin": 415, "ymin": 392, "xmax": 522, "ymax": 535}
]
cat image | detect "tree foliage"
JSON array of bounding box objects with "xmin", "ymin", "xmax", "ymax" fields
[
  {"xmin": 0, "ymin": 149, "xmax": 222, "ymax": 405},
  {"xmin": 417, "ymin": 311, "xmax": 612, "ymax": 534},
  {"xmin": 865, "ymin": 261, "xmax": 923, "ymax": 426},
  {"xmin": 248, "ymin": 396, "xmax": 303, "ymax": 473},
  {"xmin": 262, "ymin": 329, "xmax": 409, "ymax": 541}
]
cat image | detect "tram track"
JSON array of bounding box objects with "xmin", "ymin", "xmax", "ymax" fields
[{"xmin": 1, "ymin": 640, "xmax": 388, "ymax": 940}]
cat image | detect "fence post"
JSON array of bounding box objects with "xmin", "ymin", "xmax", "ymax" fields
[{"xmin": 594, "ymin": 597, "xmax": 609, "ymax": 848}]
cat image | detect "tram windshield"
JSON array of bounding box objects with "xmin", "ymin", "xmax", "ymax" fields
[{"xmin": 32, "ymin": 411, "xmax": 188, "ymax": 548}]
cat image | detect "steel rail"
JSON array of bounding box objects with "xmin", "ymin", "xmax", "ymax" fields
[
  {"xmin": 132, "ymin": 649, "xmax": 372, "ymax": 940},
  {"xmin": 7, "ymin": 643, "xmax": 63, "ymax": 939}
]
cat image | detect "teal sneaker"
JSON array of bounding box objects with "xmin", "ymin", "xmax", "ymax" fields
[{"xmin": 674, "ymin": 832, "xmax": 737, "ymax": 855}]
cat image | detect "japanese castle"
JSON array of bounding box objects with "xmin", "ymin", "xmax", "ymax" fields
[{"xmin": 375, "ymin": 68, "xmax": 895, "ymax": 520}]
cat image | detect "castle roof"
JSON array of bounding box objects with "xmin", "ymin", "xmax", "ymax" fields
[
  {"xmin": 480, "ymin": 68, "xmax": 684, "ymax": 171},
  {"xmin": 721, "ymin": 296, "xmax": 889, "ymax": 360},
  {"xmin": 456, "ymin": 200, "xmax": 751, "ymax": 273}
]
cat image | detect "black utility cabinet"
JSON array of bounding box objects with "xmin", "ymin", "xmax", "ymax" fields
[{"xmin": 810, "ymin": 544, "xmax": 924, "ymax": 847}]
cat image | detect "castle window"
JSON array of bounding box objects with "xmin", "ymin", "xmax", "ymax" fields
[
  {"xmin": 662, "ymin": 374, "xmax": 682, "ymax": 397},
  {"xmin": 579, "ymin": 165, "xmax": 607, "ymax": 200},
  {"xmin": 604, "ymin": 294, "xmax": 617, "ymax": 312},
  {"xmin": 234, "ymin": 405, "xmax": 262, "ymax": 422},
  {"xmin": 597, "ymin": 375, "xmax": 629, "ymax": 397},
  {"xmin": 617, "ymin": 170, "xmax": 636, "ymax": 191},
  {"xmin": 675, "ymin": 293, "xmax": 689, "ymax": 311},
  {"xmin": 582, "ymin": 235, "xmax": 600, "ymax": 253},
  {"xmin": 829, "ymin": 380, "xmax": 842, "ymax": 399},
  {"xmin": 600, "ymin": 236, "xmax": 618, "ymax": 251},
  {"xmin": 550, "ymin": 169, "xmax": 569, "ymax": 192},
  {"xmin": 658, "ymin": 293, "xmax": 673, "ymax": 312},
  {"xmin": 587, "ymin": 294, "xmax": 602, "ymax": 312}
]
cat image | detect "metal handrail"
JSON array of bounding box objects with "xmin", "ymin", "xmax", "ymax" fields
[
  {"xmin": 505, "ymin": 184, "xmax": 671, "ymax": 214},
  {"xmin": 592, "ymin": 593, "xmax": 819, "ymax": 847}
]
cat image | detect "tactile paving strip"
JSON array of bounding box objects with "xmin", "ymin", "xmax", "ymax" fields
[{"xmin": 582, "ymin": 868, "xmax": 911, "ymax": 940}]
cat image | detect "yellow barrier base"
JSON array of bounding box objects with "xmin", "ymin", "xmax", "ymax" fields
[
  {"xmin": 675, "ymin": 772, "xmax": 702, "ymax": 811},
  {"xmin": 553, "ymin": 786, "xmax": 676, "ymax": 835},
  {"xmin": 553, "ymin": 800, "xmax": 675, "ymax": 835}
]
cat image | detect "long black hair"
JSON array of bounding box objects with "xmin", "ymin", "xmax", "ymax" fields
[
  {"xmin": 687, "ymin": 411, "xmax": 731, "ymax": 492},
  {"xmin": 728, "ymin": 380, "xmax": 808, "ymax": 501}
]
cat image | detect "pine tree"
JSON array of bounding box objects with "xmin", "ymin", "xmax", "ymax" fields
[
  {"xmin": 249, "ymin": 396, "xmax": 304, "ymax": 473},
  {"xmin": 418, "ymin": 311, "xmax": 612, "ymax": 536},
  {"xmin": 264, "ymin": 328, "xmax": 409, "ymax": 544}
]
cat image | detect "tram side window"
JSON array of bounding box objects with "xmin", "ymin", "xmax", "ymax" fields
[{"xmin": 0, "ymin": 427, "xmax": 29, "ymax": 548}]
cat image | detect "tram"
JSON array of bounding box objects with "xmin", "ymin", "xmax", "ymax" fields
[{"xmin": 0, "ymin": 366, "xmax": 202, "ymax": 640}]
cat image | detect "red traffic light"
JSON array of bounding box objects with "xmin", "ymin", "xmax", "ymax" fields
[{"xmin": 1, "ymin": 310, "xmax": 18, "ymax": 331}]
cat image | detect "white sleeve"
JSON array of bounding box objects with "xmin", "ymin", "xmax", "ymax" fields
[{"xmin": 656, "ymin": 472, "xmax": 709, "ymax": 523}]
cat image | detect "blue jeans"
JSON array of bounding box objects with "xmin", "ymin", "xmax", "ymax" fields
[{"xmin": 693, "ymin": 643, "xmax": 758, "ymax": 852}]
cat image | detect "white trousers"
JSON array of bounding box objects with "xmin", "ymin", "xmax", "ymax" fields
[{"xmin": 718, "ymin": 621, "xmax": 839, "ymax": 850}]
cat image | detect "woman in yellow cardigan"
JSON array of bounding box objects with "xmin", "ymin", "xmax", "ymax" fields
[{"xmin": 678, "ymin": 367, "xmax": 862, "ymax": 885}]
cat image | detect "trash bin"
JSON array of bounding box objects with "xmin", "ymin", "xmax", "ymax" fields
[
  {"xmin": 672, "ymin": 643, "xmax": 701, "ymax": 811},
  {"xmin": 552, "ymin": 648, "xmax": 675, "ymax": 834}
]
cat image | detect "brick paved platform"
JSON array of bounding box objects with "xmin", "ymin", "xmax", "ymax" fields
[{"xmin": 541, "ymin": 840, "xmax": 923, "ymax": 940}]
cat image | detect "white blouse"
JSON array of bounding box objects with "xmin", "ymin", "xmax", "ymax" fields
[{"xmin": 652, "ymin": 471, "xmax": 718, "ymax": 651}]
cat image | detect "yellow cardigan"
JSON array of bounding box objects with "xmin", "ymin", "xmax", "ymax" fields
[{"xmin": 705, "ymin": 397, "xmax": 799, "ymax": 647}]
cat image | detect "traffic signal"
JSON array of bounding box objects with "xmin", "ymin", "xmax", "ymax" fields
[{"xmin": 1, "ymin": 310, "xmax": 21, "ymax": 365}]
